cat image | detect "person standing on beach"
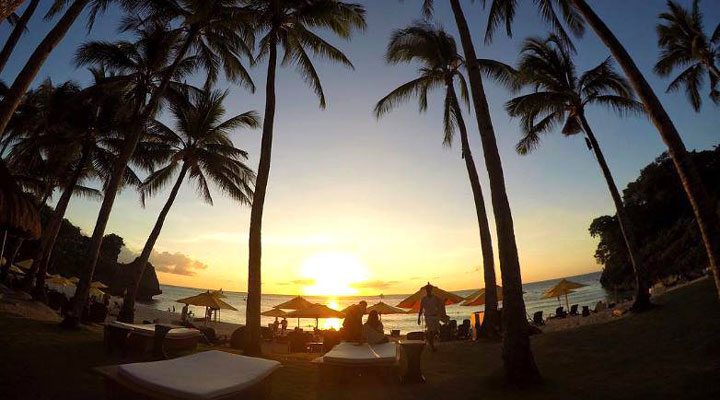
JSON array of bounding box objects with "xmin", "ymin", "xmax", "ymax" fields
[{"xmin": 418, "ymin": 283, "xmax": 445, "ymax": 352}]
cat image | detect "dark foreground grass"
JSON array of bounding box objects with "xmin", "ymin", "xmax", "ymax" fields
[{"xmin": 2, "ymin": 279, "xmax": 719, "ymax": 400}]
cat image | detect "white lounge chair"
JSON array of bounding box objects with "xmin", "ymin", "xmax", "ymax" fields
[
  {"xmin": 104, "ymin": 321, "xmax": 203, "ymax": 355},
  {"xmin": 314, "ymin": 342, "xmax": 399, "ymax": 384},
  {"xmin": 95, "ymin": 350, "xmax": 281, "ymax": 400}
]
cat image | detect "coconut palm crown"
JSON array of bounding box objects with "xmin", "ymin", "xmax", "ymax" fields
[{"xmin": 654, "ymin": 0, "xmax": 720, "ymax": 111}]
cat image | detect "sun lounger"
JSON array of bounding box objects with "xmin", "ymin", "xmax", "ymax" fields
[
  {"xmin": 321, "ymin": 342, "xmax": 398, "ymax": 365},
  {"xmin": 313, "ymin": 342, "xmax": 399, "ymax": 384},
  {"xmin": 104, "ymin": 321, "xmax": 203, "ymax": 355},
  {"xmin": 95, "ymin": 350, "xmax": 281, "ymax": 400}
]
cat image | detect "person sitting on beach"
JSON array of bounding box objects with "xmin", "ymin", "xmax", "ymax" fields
[
  {"xmin": 341, "ymin": 300, "xmax": 367, "ymax": 342},
  {"xmin": 418, "ymin": 283, "xmax": 446, "ymax": 352},
  {"xmin": 363, "ymin": 310, "xmax": 388, "ymax": 344},
  {"xmin": 280, "ymin": 317, "xmax": 288, "ymax": 333}
]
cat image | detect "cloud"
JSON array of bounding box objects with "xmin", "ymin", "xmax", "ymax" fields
[
  {"xmin": 152, "ymin": 251, "xmax": 208, "ymax": 276},
  {"xmin": 351, "ymin": 280, "xmax": 399, "ymax": 290},
  {"xmin": 119, "ymin": 247, "xmax": 209, "ymax": 276},
  {"xmin": 278, "ymin": 279, "xmax": 316, "ymax": 286}
]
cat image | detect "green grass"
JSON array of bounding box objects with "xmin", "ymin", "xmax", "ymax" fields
[{"xmin": 2, "ymin": 279, "xmax": 719, "ymax": 400}]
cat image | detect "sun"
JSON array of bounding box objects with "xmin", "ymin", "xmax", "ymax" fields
[{"xmin": 299, "ymin": 252, "xmax": 369, "ymax": 296}]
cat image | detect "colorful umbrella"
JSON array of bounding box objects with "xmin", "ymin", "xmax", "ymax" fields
[{"xmin": 396, "ymin": 284, "xmax": 464, "ymax": 310}]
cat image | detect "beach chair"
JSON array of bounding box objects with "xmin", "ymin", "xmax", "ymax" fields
[
  {"xmin": 104, "ymin": 321, "xmax": 203, "ymax": 356},
  {"xmin": 313, "ymin": 342, "xmax": 399, "ymax": 384},
  {"xmin": 406, "ymin": 331, "xmax": 425, "ymax": 341},
  {"xmin": 390, "ymin": 329, "xmax": 400, "ymax": 338},
  {"xmin": 95, "ymin": 350, "xmax": 281, "ymax": 400},
  {"xmin": 569, "ymin": 304, "xmax": 579, "ymax": 316},
  {"xmin": 553, "ymin": 306, "xmax": 567, "ymax": 318},
  {"xmin": 531, "ymin": 311, "xmax": 544, "ymax": 326},
  {"xmin": 581, "ymin": 306, "xmax": 591, "ymax": 317}
]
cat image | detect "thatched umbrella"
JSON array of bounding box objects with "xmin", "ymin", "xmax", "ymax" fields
[
  {"xmin": 177, "ymin": 290, "xmax": 237, "ymax": 325},
  {"xmin": 286, "ymin": 303, "xmax": 345, "ymax": 328},
  {"xmin": 0, "ymin": 160, "xmax": 40, "ymax": 277},
  {"xmin": 461, "ymin": 285, "xmax": 504, "ymax": 306},
  {"xmin": 396, "ymin": 283, "xmax": 464, "ymax": 311},
  {"xmin": 542, "ymin": 279, "xmax": 588, "ymax": 309},
  {"xmin": 365, "ymin": 301, "xmax": 406, "ymax": 318},
  {"xmin": 0, "ymin": 1, "xmax": 24, "ymax": 21}
]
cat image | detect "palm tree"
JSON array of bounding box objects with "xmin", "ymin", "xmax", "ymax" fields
[
  {"xmin": 481, "ymin": 0, "xmax": 720, "ymax": 302},
  {"xmin": 374, "ymin": 22, "xmax": 500, "ymax": 338},
  {"xmin": 117, "ymin": 89, "xmax": 258, "ymax": 323},
  {"xmin": 0, "ymin": 0, "xmax": 40, "ymax": 73},
  {"xmin": 0, "ymin": 0, "xmax": 119, "ymax": 138},
  {"xmin": 242, "ymin": 0, "xmax": 366, "ymax": 356},
  {"xmin": 68, "ymin": 0, "xmax": 256, "ymax": 327},
  {"xmin": 655, "ymin": 0, "xmax": 720, "ymax": 111},
  {"xmin": 417, "ymin": 0, "xmax": 540, "ymax": 382},
  {"xmin": 27, "ymin": 74, "xmax": 140, "ymax": 299},
  {"xmin": 504, "ymin": 35, "xmax": 650, "ymax": 310}
]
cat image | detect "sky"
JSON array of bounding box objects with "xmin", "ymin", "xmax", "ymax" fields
[{"xmin": 2, "ymin": 0, "xmax": 718, "ymax": 296}]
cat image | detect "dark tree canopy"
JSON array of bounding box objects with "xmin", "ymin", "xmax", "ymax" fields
[{"xmin": 591, "ymin": 146, "xmax": 720, "ymax": 289}]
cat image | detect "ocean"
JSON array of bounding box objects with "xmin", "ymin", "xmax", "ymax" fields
[{"xmin": 145, "ymin": 271, "xmax": 617, "ymax": 334}]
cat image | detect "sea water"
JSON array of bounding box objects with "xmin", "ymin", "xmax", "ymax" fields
[{"xmin": 145, "ymin": 271, "xmax": 618, "ymax": 334}]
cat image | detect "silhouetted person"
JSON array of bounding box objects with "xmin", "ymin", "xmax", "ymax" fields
[
  {"xmin": 363, "ymin": 310, "xmax": 388, "ymax": 344},
  {"xmin": 418, "ymin": 283, "xmax": 445, "ymax": 352},
  {"xmin": 181, "ymin": 304, "xmax": 189, "ymax": 322},
  {"xmin": 342, "ymin": 300, "xmax": 367, "ymax": 342},
  {"xmin": 280, "ymin": 317, "xmax": 288, "ymax": 333}
]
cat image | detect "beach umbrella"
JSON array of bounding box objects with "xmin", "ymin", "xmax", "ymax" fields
[
  {"xmin": 89, "ymin": 287, "xmax": 105, "ymax": 299},
  {"xmin": 286, "ymin": 303, "xmax": 345, "ymax": 328},
  {"xmin": 542, "ymin": 279, "xmax": 588, "ymax": 309},
  {"xmin": 91, "ymin": 281, "xmax": 108, "ymax": 289},
  {"xmin": 47, "ymin": 276, "xmax": 74, "ymax": 287},
  {"xmin": 396, "ymin": 284, "xmax": 464, "ymax": 310},
  {"xmin": 177, "ymin": 290, "xmax": 238, "ymax": 324},
  {"xmin": 261, "ymin": 308, "xmax": 287, "ymax": 318},
  {"xmin": 210, "ymin": 289, "xmax": 226, "ymax": 298},
  {"xmin": 461, "ymin": 286, "xmax": 504, "ymax": 306},
  {"xmin": 365, "ymin": 301, "xmax": 406, "ymax": 316},
  {"xmin": 8, "ymin": 264, "xmax": 25, "ymax": 275},
  {"xmin": 273, "ymin": 296, "xmax": 314, "ymax": 310}
]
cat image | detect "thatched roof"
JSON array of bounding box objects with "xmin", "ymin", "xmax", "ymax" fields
[{"xmin": 0, "ymin": 160, "xmax": 41, "ymax": 239}]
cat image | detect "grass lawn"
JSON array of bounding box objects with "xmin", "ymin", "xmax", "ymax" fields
[{"xmin": 1, "ymin": 279, "xmax": 719, "ymax": 400}]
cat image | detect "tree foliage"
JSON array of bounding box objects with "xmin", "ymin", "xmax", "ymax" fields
[{"xmin": 591, "ymin": 147, "xmax": 720, "ymax": 289}]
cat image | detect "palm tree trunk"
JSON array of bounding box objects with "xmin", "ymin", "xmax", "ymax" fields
[
  {"xmin": 0, "ymin": 0, "xmax": 39, "ymax": 74},
  {"xmin": 449, "ymin": 0, "xmax": 539, "ymax": 384},
  {"xmin": 29, "ymin": 145, "xmax": 91, "ymax": 300},
  {"xmin": 448, "ymin": 80, "xmax": 500, "ymax": 338},
  {"xmin": 0, "ymin": 0, "xmax": 88, "ymax": 137},
  {"xmin": 578, "ymin": 113, "xmax": 650, "ymax": 310},
  {"xmin": 118, "ymin": 164, "xmax": 188, "ymax": 323},
  {"xmin": 246, "ymin": 34, "xmax": 278, "ymax": 357},
  {"xmin": 67, "ymin": 30, "xmax": 198, "ymax": 327},
  {"xmin": 570, "ymin": 0, "xmax": 720, "ymax": 300}
]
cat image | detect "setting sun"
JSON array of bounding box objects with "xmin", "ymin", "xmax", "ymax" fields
[{"xmin": 299, "ymin": 252, "xmax": 369, "ymax": 296}]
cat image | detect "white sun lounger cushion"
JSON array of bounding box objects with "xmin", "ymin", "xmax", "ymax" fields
[
  {"xmin": 323, "ymin": 342, "xmax": 397, "ymax": 365},
  {"xmin": 117, "ymin": 350, "xmax": 281, "ymax": 400},
  {"xmin": 108, "ymin": 321, "xmax": 201, "ymax": 338}
]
